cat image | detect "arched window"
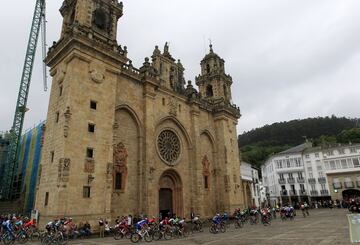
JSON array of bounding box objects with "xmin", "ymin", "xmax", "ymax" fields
[
  {"xmin": 206, "ymin": 85, "xmax": 213, "ymax": 97},
  {"xmin": 206, "ymin": 64, "xmax": 211, "ymax": 74},
  {"xmin": 223, "ymin": 84, "xmax": 227, "ymax": 99},
  {"xmin": 115, "ymin": 172, "xmax": 122, "ymax": 190}
]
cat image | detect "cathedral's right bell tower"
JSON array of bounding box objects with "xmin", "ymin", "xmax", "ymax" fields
[{"xmin": 196, "ymin": 45, "xmax": 233, "ymax": 102}]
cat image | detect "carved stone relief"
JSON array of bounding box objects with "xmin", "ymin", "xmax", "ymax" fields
[
  {"xmin": 168, "ymin": 97, "xmax": 178, "ymax": 116},
  {"xmin": 63, "ymin": 107, "xmax": 72, "ymax": 138},
  {"xmin": 84, "ymin": 158, "xmax": 95, "ymax": 173},
  {"xmin": 58, "ymin": 158, "xmax": 71, "ymax": 182}
]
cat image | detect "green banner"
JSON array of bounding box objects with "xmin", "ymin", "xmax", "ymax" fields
[{"xmin": 348, "ymin": 214, "xmax": 360, "ymax": 243}]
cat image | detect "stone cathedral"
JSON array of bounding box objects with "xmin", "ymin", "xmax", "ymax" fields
[{"xmin": 35, "ymin": 0, "xmax": 244, "ymax": 225}]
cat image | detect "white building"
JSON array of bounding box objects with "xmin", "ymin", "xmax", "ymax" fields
[
  {"xmin": 262, "ymin": 142, "xmax": 311, "ymax": 206},
  {"xmin": 262, "ymin": 141, "xmax": 360, "ymax": 206},
  {"xmin": 241, "ymin": 162, "xmax": 261, "ymax": 207}
]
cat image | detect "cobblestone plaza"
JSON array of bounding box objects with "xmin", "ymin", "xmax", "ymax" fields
[{"xmin": 32, "ymin": 209, "xmax": 351, "ymax": 245}]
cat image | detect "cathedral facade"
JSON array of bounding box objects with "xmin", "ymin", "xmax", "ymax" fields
[{"xmin": 35, "ymin": 0, "xmax": 244, "ymax": 225}]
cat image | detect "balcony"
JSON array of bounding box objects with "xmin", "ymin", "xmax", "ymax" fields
[
  {"xmin": 278, "ymin": 179, "xmax": 286, "ymax": 184},
  {"xmin": 280, "ymin": 190, "xmax": 288, "ymax": 196},
  {"xmin": 318, "ymin": 177, "xmax": 327, "ymax": 183},
  {"xmin": 345, "ymin": 181, "xmax": 354, "ymax": 189},
  {"xmin": 289, "ymin": 190, "xmax": 297, "ymax": 196},
  {"xmin": 287, "ymin": 178, "xmax": 295, "ymax": 184},
  {"xmin": 333, "ymin": 182, "xmax": 342, "ymax": 189},
  {"xmin": 297, "ymin": 177, "xmax": 305, "ymax": 183},
  {"xmin": 310, "ymin": 190, "xmax": 319, "ymax": 196},
  {"xmin": 308, "ymin": 178, "xmax": 316, "ymax": 184},
  {"xmin": 299, "ymin": 190, "xmax": 307, "ymax": 196},
  {"xmin": 320, "ymin": 190, "xmax": 329, "ymax": 196}
]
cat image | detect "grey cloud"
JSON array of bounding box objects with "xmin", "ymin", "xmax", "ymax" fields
[{"xmin": 0, "ymin": 0, "xmax": 359, "ymax": 135}]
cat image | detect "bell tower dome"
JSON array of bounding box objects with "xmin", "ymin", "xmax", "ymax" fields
[{"xmin": 195, "ymin": 45, "xmax": 233, "ymax": 102}]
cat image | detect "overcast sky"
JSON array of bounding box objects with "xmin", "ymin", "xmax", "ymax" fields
[{"xmin": 1, "ymin": 0, "xmax": 359, "ymax": 135}]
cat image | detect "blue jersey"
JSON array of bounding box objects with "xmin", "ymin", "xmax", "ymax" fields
[
  {"xmin": 2, "ymin": 220, "xmax": 13, "ymax": 232},
  {"xmin": 136, "ymin": 219, "xmax": 147, "ymax": 230},
  {"xmin": 212, "ymin": 216, "xmax": 221, "ymax": 225}
]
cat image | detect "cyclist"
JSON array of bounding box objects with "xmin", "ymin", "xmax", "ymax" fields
[
  {"xmin": 212, "ymin": 214, "xmax": 222, "ymax": 231},
  {"xmin": 135, "ymin": 218, "xmax": 148, "ymax": 232},
  {"xmin": 2, "ymin": 217, "xmax": 16, "ymax": 240},
  {"xmin": 304, "ymin": 202, "xmax": 310, "ymax": 216}
]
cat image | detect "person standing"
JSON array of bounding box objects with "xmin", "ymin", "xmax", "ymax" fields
[{"xmin": 98, "ymin": 218, "xmax": 105, "ymax": 238}]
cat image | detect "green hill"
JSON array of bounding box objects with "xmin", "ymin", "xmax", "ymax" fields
[{"xmin": 238, "ymin": 116, "xmax": 360, "ymax": 167}]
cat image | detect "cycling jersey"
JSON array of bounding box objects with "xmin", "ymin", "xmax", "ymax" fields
[
  {"xmin": 212, "ymin": 215, "xmax": 221, "ymax": 225},
  {"xmin": 2, "ymin": 220, "xmax": 13, "ymax": 232},
  {"xmin": 136, "ymin": 219, "xmax": 147, "ymax": 230}
]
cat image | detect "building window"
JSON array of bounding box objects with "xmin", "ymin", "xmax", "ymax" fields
[
  {"xmin": 206, "ymin": 85, "xmax": 213, "ymax": 97},
  {"xmin": 44, "ymin": 192, "xmax": 49, "ymax": 206},
  {"xmin": 90, "ymin": 100, "xmax": 97, "ymax": 110},
  {"xmin": 315, "ymin": 153, "xmax": 319, "ymax": 158},
  {"xmin": 115, "ymin": 173, "xmax": 122, "ymax": 190},
  {"xmin": 55, "ymin": 112, "xmax": 59, "ymax": 123},
  {"xmin": 50, "ymin": 151, "xmax": 54, "ymax": 163},
  {"xmin": 279, "ymin": 173, "xmax": 284, "ymax": 180},
  {"xmin": 341, "ymin": 159, "xmax": 348, "ymax": 169},
  {"xmin": 320, "ymin": 184, "xmax": 327, "ymax": 190},
  {"xmin": 59, "ymin": 85, "xmax": 63, "ymax": 96},
  {"xmin": 86, "ymin": 148, "xmax": 94, "ymax": 158},
  {"xmin": 298, "ymin": 172, "xmax": 303, "ymax": 179},
  {"xmin": 88, "ymin": 123, "xmax": 95, "ymax": 133},
  {"xmin": 288, "ymin": 173, "xmax": 293, "ymax": 179},
  {"xmin": 204, "ymin": 175, "xmax": 209, "ymax": 189},
  {"xmin": 353, "ymin": 158, "xmax": 360, "ymax": 168},
  {"xmin": 162, "ymin": 98, "xmax": 165, "ymax": 106},
  {"xmin": 350, "ymin": 148, "xmax": 357, "ymax": 153},
  {"xmin": 83, "ymin": 186, "xmax": 91, "ymax": 198},
  {"xmin": 305, "ymin": 154, "xmax": 310, "ymax": 159},
  {"xmin": 206, "ymin": 64, "xmax": 211, "ymax": 73}
]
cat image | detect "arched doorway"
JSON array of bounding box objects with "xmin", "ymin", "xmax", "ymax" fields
[
  {"xmin": 159, "ymin": 170, "xmax": 183, "ymax": 218},
  {"xmin": 343, "ymin": 189, "xmax": 360, "ymax": 200}
]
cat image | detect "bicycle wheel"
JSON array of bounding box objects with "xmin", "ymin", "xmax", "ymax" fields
[
  {"xmin": 31, "ymin": 231, "xmax": 41, "ymax": 241},
  {"xmin": 144, "ymin": 233, "xmax": 153, "ymax": 242},
  {"xmin": 2, "ymin": 233, "xmax": 14, "ymax": 245},
  {"xmin": 220, "ymin": 224, "xmax": 226, "ymax": 233},
  {"xmin": 130, "ymin": 233, "xmax": 140, "ymax": 243},
  {"xmin": 164, "ymin": 231, "xmax": 172, "ymax": 240},
  {"xmin": 17, "ymin": 233, "xmax": 29, "ymax": 244},
  {"xmin": 152, "ymin": 230, "xmax": 161, "ymax": 241},
  {"xmin": 113, "ymin": 230, "xmax": 122, "ymax": 240},
  {"xmin": 125, "ymin": 231, "xmax": 132, "ymax": 239}
]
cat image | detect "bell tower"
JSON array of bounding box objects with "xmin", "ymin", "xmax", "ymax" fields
[
  {"xmin": 60, "ymin": 0, "xmax": 123, "ymax": 43},
  {"xmin": 195, "ymin": 45, "xmax": 233, "ymax": 102},
  {"xmin": 35, "ymin": 0, "xmax": 127, "ymax": 226}
]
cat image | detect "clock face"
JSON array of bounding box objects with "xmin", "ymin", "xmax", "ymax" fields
[{"xmin": 93, "ymin": 8, "xmax": 111, "ymax": 32}]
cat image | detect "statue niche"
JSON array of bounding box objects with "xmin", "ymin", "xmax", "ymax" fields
[{"xmin": 113, "ymin": 142, "xmax": 128, "ymax": 191}]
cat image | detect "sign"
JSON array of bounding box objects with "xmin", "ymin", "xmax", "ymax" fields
[{"xmin": 348, "ymin": 214, "xmax": 360, "ymax": 243}]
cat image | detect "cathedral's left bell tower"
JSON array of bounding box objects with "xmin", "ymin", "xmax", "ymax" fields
[
  {"xmin": 60, "ymin": 0, "xmax": 123, "ymax": 43},
  {"xmin": 35, "ymin": 0, "xmax": 127, "ymax": 226}
]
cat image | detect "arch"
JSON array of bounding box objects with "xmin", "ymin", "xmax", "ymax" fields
[
  {"xmin": 206, "ymin": 85, "xmax": 213, "ymax": 97},
  {"xmin": 200, "ymin": 130, "xmax": 216, "ymax": 153},
  {"xmin": 155, "ymin": 116, "xmax": 192, "ymax": 148},
  {"xmin": 159, "ymin": 169, "xmax": 183, "ymax": 218},
  {"xmin": 115, "ymin": 104, "xmax": 143, "ymax": 137}
]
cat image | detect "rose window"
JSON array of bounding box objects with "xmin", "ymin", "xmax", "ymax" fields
[{"xmin": 157, "ymin": 130, "xmax": 181, "ymax": 165}]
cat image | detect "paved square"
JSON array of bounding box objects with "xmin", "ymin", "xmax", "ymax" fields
[{"xmin": 34, "ymin": 209, "xmax": 351, "ymax": 245}]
